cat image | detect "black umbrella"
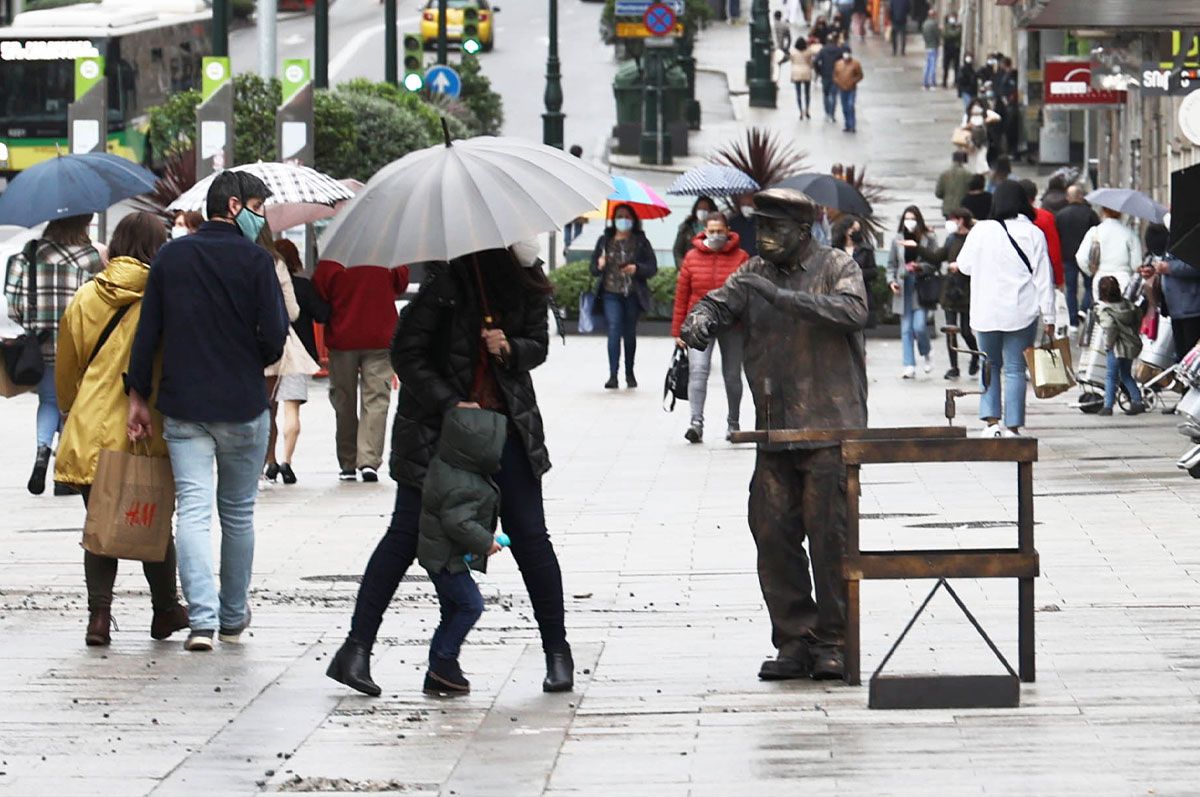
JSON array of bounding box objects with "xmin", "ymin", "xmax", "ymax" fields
[
  {"xmin": 1169, "ymin": 163, "xmax": 1200, "ymax": 266},
  {"xmin": 773, "ymin": 173, "xmax": 872, "ymax": 216}
]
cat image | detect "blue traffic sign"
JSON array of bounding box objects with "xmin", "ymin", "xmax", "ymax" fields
[
  {"xmin": 424, "ymin": 65, "xmax": 461, "ymax": 99},
  {"xmin": 615, "ymin": 0, "xmax": 683, "ymax": 15}
]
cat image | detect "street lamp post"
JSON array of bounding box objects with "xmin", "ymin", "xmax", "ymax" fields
[
  {"xmin": 746, "ymin": 0, "xmax": 776, "ymax": 107},
  {"xmin": 212, "ymin": 0, "xmax": 229, "ymax": 57},
  {"xmin": 384, "ymin": 0, "xmax": 398, "ymax": 85},
  {"xmin": 542, "ymin": 0, "xmax": 565, "ymax": 150},
  {"xmin": 315, "ymin": 0, "xmax": 329, "ymax": 88}
]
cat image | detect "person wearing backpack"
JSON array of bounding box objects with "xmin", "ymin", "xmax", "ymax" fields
[
  {"xmin": 54, "ymin": 211, "xmax": 189, "ymax": 647},
  {"xmin": 956, "ymin": 182, "xmax": 1056, "ymax": 438},
  {"xmin": 1095, "ymin": 275, "xmax": 1146, "ymax": 417},
  {"xmin": 4, "ymin": 215, "xmax": 104, "ymax": 496}
]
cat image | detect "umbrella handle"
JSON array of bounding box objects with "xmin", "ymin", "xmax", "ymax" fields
[{"xmin": 469, "ymin": 253, "xmax": 496, "ymax": 328}]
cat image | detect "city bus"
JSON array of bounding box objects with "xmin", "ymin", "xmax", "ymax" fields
[{"xmin": 0, "ymin": 0, "xmax": 211, "ymax": 177}]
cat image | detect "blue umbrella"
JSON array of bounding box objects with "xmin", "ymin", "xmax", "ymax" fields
[
  {"xmin": 0, "ymin": 152, "xmax": 158, "ymax": 227},
  {"xmin": 667, "ymin": 164, "xmax": 760, "ymax": 197}
]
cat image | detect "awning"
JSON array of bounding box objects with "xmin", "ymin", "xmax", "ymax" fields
[{"xmin": 1021, "ymin": 0, "xmax": 1200, "ymax": 30}]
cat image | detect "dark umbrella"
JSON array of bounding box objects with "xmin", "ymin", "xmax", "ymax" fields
[
  {"xmin": 773, "ymin": 173, "xmax": 872, "ymax": 216},
  {"xmin": 0, "ymin": 152, "xmax": 158, "ymax": 227}
]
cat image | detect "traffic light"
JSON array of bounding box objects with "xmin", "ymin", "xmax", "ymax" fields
[
  {"xmin": 402, "ymin": 33, "xmax": 424, "ymax": 91},
  {"xmin": 461, "ymin": 5, "xmax": 481, "ymax": 55}
]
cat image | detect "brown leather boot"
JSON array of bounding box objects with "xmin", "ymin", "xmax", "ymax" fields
[
  {"xmin": 85, "ymin": 609, "xmax": 112, "ymax": 647},
  {"xmin": 150, "ymin": 604, "xmax": 189, "ymax": 641}
]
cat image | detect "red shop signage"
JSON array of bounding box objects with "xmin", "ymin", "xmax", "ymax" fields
[{"xmin": 1044, "ymin": 60, "xmax": 1126, "ymax": 105}]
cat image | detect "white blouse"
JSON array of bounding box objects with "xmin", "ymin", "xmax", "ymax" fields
[{"xmin": 957, "ymin": 216, "xmax": 1056, "ymax": 332}]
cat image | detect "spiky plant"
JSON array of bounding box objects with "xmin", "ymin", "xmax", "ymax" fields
[
  {"xmin": 710, "ymin": 127, "xmax": 808, "ymax": 192},
  {"xmin": 840, "ymin": 163, "xmax": 890, "ymax": 238},
  {"xmin": 129, "ymin": 148, "xmax": 198, "ymax": 220}
]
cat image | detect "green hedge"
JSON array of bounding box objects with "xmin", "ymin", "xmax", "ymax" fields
[{"xmin": 549, "ymin": 261, "xmax": 678, "ymax": 322}]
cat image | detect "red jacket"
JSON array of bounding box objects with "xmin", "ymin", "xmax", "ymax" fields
[
  {"xmin": 312, "ymin": 259, "xmax": 410, "ymax": 351},
  {"xmin": 671, "ymin": 231, "xmax": 750, "ymax": 336},
  {"xmin": 1033, "ymin": 208, "xmax": 1064, "ymax": 287}
]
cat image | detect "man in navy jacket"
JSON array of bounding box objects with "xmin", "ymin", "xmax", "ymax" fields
[{"xmin": 128, "ymin": 170, "xmax": 288, "ymax": 652}]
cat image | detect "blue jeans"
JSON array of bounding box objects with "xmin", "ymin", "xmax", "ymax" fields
[
  {"xmin": 840, "ymin": 87, "xmax": 857, "ymax": 131},
  {"xmin": 822, "ymin": 82, "xmax": 839, "ymax": 120},
  {"xmin": 899, "ymin": 277, "xmax": 930, "ymax": 368},
  {"xmin": 924, "ymin": 49, "xmax": 939, "ymax": 87},
  {"xmin": 961, "ymin": 93, "xmax": 976, "ymax": 112},
  {"xmin": 602, "ymin": 292, "xmax": 641, "ymax": 378},
  {"xmin": 429, "ymin": 569, "xmax": 484, "ymax": 664},
  {"xmin": 164, "ymin": 412, "xmax": 270, "ymax": 632},
  {"xmin": 1104, "ymin": 350, "xmax": 1143, "ymax": 410},
  {"xmin": 1063, "ymin": 257, "xmax": 1093, "ymax": 322},
  {"xmin": 974, "ymin": 320, "xmax": 1039, "ymax": 428},
  {"xmin": 35, "ymin": 364, "xmax": 61, "ymax": 448}
]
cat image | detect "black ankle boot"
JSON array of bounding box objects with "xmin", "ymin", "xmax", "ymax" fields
[
  {"xmin": 326, "ymin": 638, "xmax": 382, "ymax": 697},
  {"xmin": 543, "ymin": 647, "xmax": 574, "ymax": 693},
  {"xmin": 28, "ymin": 445, "xmax": 51, "ymax": 496}
]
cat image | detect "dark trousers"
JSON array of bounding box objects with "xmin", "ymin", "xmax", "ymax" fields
[
  {"xmin": 942, "ymin": 45, "xmax": 960, "ymax": 86},
  {"xmin": 943, "ymin": 309, "xmax": 978, "ymax": 370},
  {"xmin": 80, "ymin": 486, "xmax": 179, "ymax": 613},
  {"xmin": 349, "ymin": 434, "xmax": 567, "ymax": 652},
  {"xmin": 747, "ymin": 447, "xmax": 847, "ymax": 659},
  {"xmin": 429, "ymin": 569, "xmax": 484, "ymax": 664},
  {"xmin": 1173, "ymin": 316, "xmax": 1200, "ymax": 362},
  {"xmin": 793, "ymin": 80, "xmax": 811, "ymax": 115},
  {"xmin": 822, "ymin": 82, "xmax": 839, "ymax": 121},
  {"xmin": 602, "ymin": 292, "xmax": 641, "ymax": 378},
  {"xmin": 891, "ymin": 23, "xmax": 907, "ymax": 55},
  {"xmin": 1064, "ymin": 257, "xmax": 1093, "ymax": 321}
]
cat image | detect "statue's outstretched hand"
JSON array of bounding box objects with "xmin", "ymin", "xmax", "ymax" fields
[{"xmin": 680, "ymin": 311, "xmax": 713, "ymax": 351}]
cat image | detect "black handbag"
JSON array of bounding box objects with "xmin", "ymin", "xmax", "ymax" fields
[
  {"xmin": 663, "ymin": 347, "xmax": 689, "ymax": 412},
  {"xmin": 3, "ymin": 239, "xmax": 47, "ymax": 386},
  {"xmin": 915, "ymin": 272, "xmax": 943, "ymax": 309}
]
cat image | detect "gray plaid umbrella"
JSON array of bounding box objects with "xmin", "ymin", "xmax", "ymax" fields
[
  {"xmin": 318, "ymin": 136, "xmax": 613, "ymax": 266},
  {"xmin": 168, "ymin": 162, "xmax": 355, "ymax": 216},
  {"xmin": 667, "ymin": 164, "xmax": 760, "ymax": 197}
]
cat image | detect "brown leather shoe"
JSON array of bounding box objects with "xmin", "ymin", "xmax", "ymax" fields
[
  {"xmin": 86, "ymin": 609, "xmax": 112, "ymax": 647},
  {"xmin": 151, "ymin": 604, "xmax": 190, "ymax": 641}
]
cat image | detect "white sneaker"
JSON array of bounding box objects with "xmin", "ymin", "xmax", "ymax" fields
[
  {"xmin": 923, "ymin": 356, "xmax": 933, "ymax": 374},
  {"xmin": 901, "ymin": 366, "xmax": 916, "ymax": 379},
  {"xmin": 1001, "ymin": 428, "xmax": 1021, "ymax": 438},
  {"xmin": 978, "ymin": 424, "xmax": 1002, "ymax": 439}
]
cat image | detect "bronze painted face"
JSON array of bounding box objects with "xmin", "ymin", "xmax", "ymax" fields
[{"xmin": 756, "ymin": 216, "xmax": 813, "ymax": 267}]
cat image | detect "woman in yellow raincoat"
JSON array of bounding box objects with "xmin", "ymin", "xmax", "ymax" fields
[{"xmin": 55, "ymin": 211, "xmax": 189, "ymax": 647}]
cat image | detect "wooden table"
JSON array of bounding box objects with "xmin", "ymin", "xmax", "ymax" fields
[{"xmin": 728, "ymin": 426, "xmax": 1039, "ymax": 686}]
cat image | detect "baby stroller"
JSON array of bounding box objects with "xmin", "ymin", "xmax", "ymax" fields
[{"xmin": 1175, "ymin": 344, "xmax": 1200, "ymax": 478}]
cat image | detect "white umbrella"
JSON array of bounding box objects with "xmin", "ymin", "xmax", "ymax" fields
[
  {"xmin": 168, "ymin": 162, "xmax": 356, "ymax": 220},
  {"xmin": 318, "ymin": 135, "xmax": 613, "ymax": 266},
  {"xmin": 1085, "ymin": 187, "xmax": 1168, "ymax": 224}
]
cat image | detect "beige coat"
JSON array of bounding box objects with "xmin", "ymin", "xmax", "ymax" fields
[
  {"xmin": 790, "ymin": 42, "xmax": 822, "ymax": 83},
  {"xmin": 264, "ymin": 256, "xmax": 320, "ymax": 379}
]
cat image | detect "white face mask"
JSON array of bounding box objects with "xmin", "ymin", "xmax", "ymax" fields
[
  {"xmin": 945, "ymin": 220, "xmax": 959, "ymax": 235},
  {"xmin": 171, "ymin": 226, "xmax": 188, "ymax": 239},
  {"xmin": 903, "ymin": 218, "xmax": 919, "ymax": 233},
  {"xmin": 970, "ymin": 113, "xmax": 983, "ymax": 125},
  {"xmin": 695, "ymin": 210, "xmax": 709, "ymax": 223},
  {"xmin": 741, "ymin": 205, "xmax": 755, "ymax": 219}
]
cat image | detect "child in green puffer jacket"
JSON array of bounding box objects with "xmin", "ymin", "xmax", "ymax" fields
[
  {"xmin": 417, "ymin": 407, "xmax": 508, "ymax": 695},
  {"xmin": 1096, "ymin": 275, "xmax": 1146, "ymax": 416}
]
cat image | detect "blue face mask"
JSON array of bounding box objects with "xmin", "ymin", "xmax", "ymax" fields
[
  {"xmin": 235, "ymin": 205, "xmax": 267, "ymax": 241},
  {"xmin": 614, "ymin": 217, "xmax": 634, "ymax": 233}
]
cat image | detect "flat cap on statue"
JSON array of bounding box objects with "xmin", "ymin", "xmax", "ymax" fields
[{"xmin": 751, "ymin": 187, "xmax": 817, "ymax": 224}]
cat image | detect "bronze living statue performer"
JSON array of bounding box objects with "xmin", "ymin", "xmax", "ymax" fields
[{"xmin": 681, "ymin": 187, "xmax": 869, "ymax": 681}]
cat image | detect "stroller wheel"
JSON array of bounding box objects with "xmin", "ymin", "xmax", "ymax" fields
[
  {"xmin": 1142, "ymin": 388, "xmax": 1158, "ymax": 411},
  {"xmin": 1079, "ymin": 391, "xmax": 1104, "ymax": 414}
]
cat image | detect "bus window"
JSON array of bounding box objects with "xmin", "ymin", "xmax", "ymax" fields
[{"xmin": 0, "ymin": 60, "xmax": 73, "ymax": 121}]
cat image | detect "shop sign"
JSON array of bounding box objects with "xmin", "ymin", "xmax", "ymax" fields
[{"xmin": 1044, "ymin": 59, "xmax": 1126, "ymax": 106}]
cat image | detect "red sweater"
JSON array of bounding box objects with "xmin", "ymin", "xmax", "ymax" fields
[
  {"xmin": 312, "ymin": 259, "xmax": 410, "ymax": 351},
  {"xmin": 1033, "ymin": 208, "xmax": 1064, "ymax": 287},
  {"xmin": 671, "ymin": 231, "xmax": 750, "ymax": 336}
]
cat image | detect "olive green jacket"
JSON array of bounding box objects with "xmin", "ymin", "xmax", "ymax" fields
[{"xmin": 417, "ymin": 408, "xmax": 507, "ymax": 575}]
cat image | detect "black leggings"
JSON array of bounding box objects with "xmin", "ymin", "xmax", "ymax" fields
[
  {"xmin": 80, "ymin": 486, "xmax": 179, "ymax": 613},
  {"xmin": 349, "ymin": 434, "xmax": 567, "ymax": 653},
  {"xmin": 944, "ymin": 309, "xmax": 978, "ymax": 370}
]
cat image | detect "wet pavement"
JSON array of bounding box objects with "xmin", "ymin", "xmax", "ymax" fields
[{"xmin": 3, "ymin": 21, "xmax": 1200, "ymax": 797}]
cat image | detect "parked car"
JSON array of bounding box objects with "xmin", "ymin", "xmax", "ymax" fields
[{"xmin": 419, "ymin": 0, "xmax": 498, "ymax": 52}]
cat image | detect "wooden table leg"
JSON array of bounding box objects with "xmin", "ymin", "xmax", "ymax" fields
[
  {"xmin": 844, "ymin": 463, "xmax": 861, "ymax": 685},
  {"xmin": 1017, "ymin": 461, "xmax": 1036, "ymax": 682}
]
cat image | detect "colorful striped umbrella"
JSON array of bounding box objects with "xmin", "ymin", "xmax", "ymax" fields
[{"xmin": 593, "ymin": 175, "xmax": 672, "ymax": 221}]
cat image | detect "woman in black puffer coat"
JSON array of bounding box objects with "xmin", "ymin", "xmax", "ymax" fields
[{"xmin": 326, "ymin": 246, "xmax": 572, "ymax": 697}]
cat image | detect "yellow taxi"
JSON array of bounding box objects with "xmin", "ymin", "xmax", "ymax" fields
[{"xmin": 419, "ymin": 0, "xmax": 498, "ymax": 52}]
